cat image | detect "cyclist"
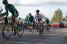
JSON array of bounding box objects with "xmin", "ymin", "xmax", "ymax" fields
[
  {"xmin": 35, "ymin": 10, "xmax": 46, "ymax": 23},
  {"xmin": 45, "ymin": 18, "xmax": 49, "ymax": 26},
  {"xmin": 2, "ymin": 0, "xmax": 19, "ymax": 35},
  {"xmin": 25, "ymin": 13, "xmax": 34, "ymax": 24},
  {"xmin": 35, "ymin": 10, "xmax": 45, "ymax": 36},
  {"xmin": 45, "ymin": 18, "xmax": 50, "ymax": 32},
  {"xmin": 28, "ymin": 13, "xmax": 34, "ymax": 24}
]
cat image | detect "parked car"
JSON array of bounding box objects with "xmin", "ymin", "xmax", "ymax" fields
[
  {"xmin": 59, "ymin": 21, "xmax": 64, "ymax": 28},
  {"xmin": 50, "ymin": 22, "xmax": 59, "ymax": 28}
]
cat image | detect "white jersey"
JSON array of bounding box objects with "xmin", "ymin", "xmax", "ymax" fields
[{"xmin": 35, "ymin": 14, "xmax": 45, "ymax": 21}]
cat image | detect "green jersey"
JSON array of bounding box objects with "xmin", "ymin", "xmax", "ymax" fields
[{"xmin": 5, "ymin": 4, "xmax": 19, "ymax": 17}]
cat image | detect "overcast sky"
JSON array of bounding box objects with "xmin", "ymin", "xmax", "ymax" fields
[
  {"xmin": 0, "ymin": 0, "xmax": 67, "ymax": 20},
  {"xmin": 8, "ymin": 0, "xmax": 67, "ymax": 5}
]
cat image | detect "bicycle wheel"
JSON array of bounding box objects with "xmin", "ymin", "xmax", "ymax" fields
[
  {"xmin": 2, "ymin": 24, "xmax": 13, "ymax": 39},
  {"xmin": 38, "ymin": 24, "xmax": 44, "ymax": 37},
  {"xmin": 17, "ymin": 27, "xmax": 24, "ymax": 37}
]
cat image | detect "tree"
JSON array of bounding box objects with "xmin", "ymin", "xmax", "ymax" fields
[{"xmin": 52, "ymin": 9, "xmax": 63, "ymax": 22}]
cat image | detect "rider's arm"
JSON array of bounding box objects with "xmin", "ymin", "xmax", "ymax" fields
[
  {"xmin": 5, "ymin": 7, "xmax": 8, "ymax": 16},
  {"xmin": 41, "ymin": 14, "xmax": 46, "ymax": 20},
  {"xmin": 35, "ymin": 15, "xmax": 38, "ymax": 21},
  {"xmin": 0, "ymin": 9, "xmax": 3, "ymax": 13}
]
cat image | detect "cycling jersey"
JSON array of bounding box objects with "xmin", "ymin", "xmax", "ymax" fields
[
  {"xmin": 45, "ymin": 18, "xmax": 49, "ymax": 25},
  {"xmin": 28, "ymin": 16, "xmax": 34, "ymax": 23},
  {"xmin": 25, "ymin": 15, "xmax": 34, "ymax": 24},
  {"xmin": 5, "ymin": 4, "xmax": 19, "ymax": 18},
  {"xmin": 35, "ymin": 14, "xmax": 44, "ymax": 22}
]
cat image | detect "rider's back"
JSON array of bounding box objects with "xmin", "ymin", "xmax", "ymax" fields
[{"xmin": 6, "ymin": 4, "xmax": 18, "ymax": 15}]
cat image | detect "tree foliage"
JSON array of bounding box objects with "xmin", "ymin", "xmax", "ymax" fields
[{"xmin": 52, "ymin": 9, "xmax": 63, "ymax": 22}]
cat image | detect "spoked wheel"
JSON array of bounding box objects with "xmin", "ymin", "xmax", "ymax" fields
[
  {"xmin": 17, "ymin": 28, "xmax": 24, "ymax": 37},
  {"xmin": 2, "ymin": 24, "xmax": 13, "ymax": 39},
  {"xmin": 38, "ymin": 23, "xmax": 44, "ymax": 37}
]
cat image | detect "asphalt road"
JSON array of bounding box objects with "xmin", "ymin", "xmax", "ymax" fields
[{"xmin": 0, "ymin": 28, "xmax": 67, "ymax": 44}]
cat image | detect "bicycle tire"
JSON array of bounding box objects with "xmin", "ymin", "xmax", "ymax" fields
[
  {"xmin": 38, "ymin": 23, "xmax": 44, "ymax": 37},
  {"xmin": 17, "ymin": 27, "xmax": 24, "ymax": 37},
  {"xmin": 2, "ymin": 24, "xmax": 13, "ymax": 39}
]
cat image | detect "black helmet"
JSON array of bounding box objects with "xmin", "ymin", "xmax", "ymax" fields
[
  {"xmin": 29, "ymin": 13, "xmax": 32, "ymax": 16},
  {"xmin": 2, "ymin": 0, "xmax": 8, "ymax": 4},
  {"xmin": 36, "ymin": 10, "xmax": 40, "ymax": 12}
]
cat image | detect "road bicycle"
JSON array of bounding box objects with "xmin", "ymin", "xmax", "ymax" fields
[{"xmin": 2, "ymin": 17, "xmax": 24, "ymax": 39}]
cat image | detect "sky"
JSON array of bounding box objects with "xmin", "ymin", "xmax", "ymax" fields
[{"xmin": 0, "ymin": 0, "xmax": 67, "ymax": 20}]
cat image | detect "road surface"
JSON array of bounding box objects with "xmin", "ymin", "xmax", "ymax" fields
[{"xmin": 0, "ymin": 28, "xmax": 67, "ymax": 44}]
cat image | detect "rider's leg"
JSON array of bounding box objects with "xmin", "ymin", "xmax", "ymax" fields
[
  {"xmin": 40, "ymin": 21, "xmax": 44, "ymax": 36},
  {"xmin": 4, "ymin": 16, "xmax": 8, "ymax": 25},
  {"xmin": 47, "ymin": 22, "xmax": 49, "ymax": 29},
  {"xmin": 13, "ymin": 12, "xmax": 19, "ymax": 35},
  {"xmin": 12, "ymin": 16, "xmax": 16, "ymax": 35}
]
